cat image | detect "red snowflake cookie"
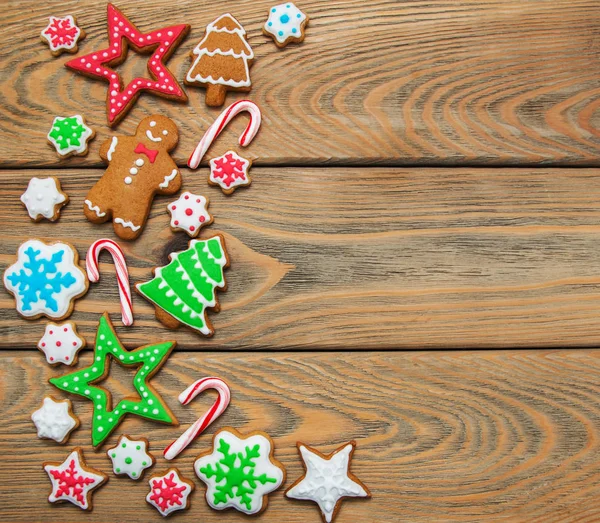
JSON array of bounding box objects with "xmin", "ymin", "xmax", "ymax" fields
[
  {"xmin": 41, "ymin": 15, "xmax": 85, "ymax": 56},
  {"xmin": 209, "ymin": 150, "xmax": 252, "ymax": 195},
  {"xmin": 146, "ymin": 468, "xmax": 194, "ymax": 517},
  {"xmin": 44, "ymin": 448, "xmax": 107, "ymax": 510}
]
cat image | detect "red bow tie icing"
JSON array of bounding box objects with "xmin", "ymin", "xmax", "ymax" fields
[
  {"xmin": 65, "ymin": 4, "xmax": 189, "ymax": 126},
  {"xmin": 135, "ymin": 143, "xmax": 159, "ymax": 163}
]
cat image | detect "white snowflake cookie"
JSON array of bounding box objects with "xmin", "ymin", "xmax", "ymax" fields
[
  {"xmin": 43, "ymin": 448, "xmax": 107, "ymax": 510},
  {"xmin": 31, "ymin": 396, "xmax": 79, "ymax": 444},
  {"xmin": 195, "ymin": 428, "xmax": 286, "ymax": 515},
  {"xmin": 286, "ymin": 441, "xmax": 371, "ymax": 523},
  {"xmin": 167, "ymin": 191, "xmax": 213, "ymax": 237},
  {"xmin": 147, "ymin": 468, "xmax": 194, "ymax": 516},
  {"xmin": 47, "ymin": 115, "xmax": 95, "ymax": 158},
  {"xmin": 41, "ymin": 15, "xmax": 85, "ymax": 56},
  {"xmin": 107, "ymin": 435, "xmax": 155, "ymax": 480},
  {"xmin": 38, "ymin": 322, "xmax": 86, "ymax": 366},
  {"xmin": 209, "ymin": 151, "xmax": 252, "ymax": 195},
  {"xmin": 21, "ymin": 176, "xmax": 68, "ymax": 222},
  {"xmin": 263, "ymin": 3, "xmax": 309, "ymax": 47}
]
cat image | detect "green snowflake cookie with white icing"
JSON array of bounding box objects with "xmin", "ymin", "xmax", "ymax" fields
[{"xmin": 47, "ymin": 115, "xmax": 95, "ymax": 158}]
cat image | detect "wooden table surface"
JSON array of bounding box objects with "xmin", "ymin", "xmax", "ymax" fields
[{"xmin": 1, "ymin": 1, "xmax": 599, "ymax": 521}]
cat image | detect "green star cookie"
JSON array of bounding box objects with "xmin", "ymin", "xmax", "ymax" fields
[{"xmin": 50, "ymin": 313, "xmax": 178, "ymax": 447}]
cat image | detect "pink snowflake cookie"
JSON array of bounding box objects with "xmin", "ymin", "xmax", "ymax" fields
[
  {"xmin": 41, "ymin": 15, "xmax": 85, "ymax": 56},
  {"xmin": 38, "ymin": 322, "xmax": 86, "ymax": 366},
  {"xmin": 167, "ymin": 191, "xmax": 213, "ymax": 237},
  {"xmin": 43, "ymin": 448, "xmax": 107, "ymax": 511},
  {"xmin": 209, "ymin": 151, "xmax": 252, "ymax": 195},
  {"xmin": 146, "ymin": 468, "xmax": 194, "ymax": 517}
]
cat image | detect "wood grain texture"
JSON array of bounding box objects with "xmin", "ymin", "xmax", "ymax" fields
[
  {"xmin": 3, "ymin": 167, "xmax": 600, "ymax": 350},
  {"xmin": 1, "ymin": 0, "xmax": 599, "ymax": 168},
  {"xmin": 1, "ymin": 350, "xmax": 599, "ymax": 522}
]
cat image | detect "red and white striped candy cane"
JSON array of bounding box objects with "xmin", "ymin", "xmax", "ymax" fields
[
  {"xmin": 188, "ymin": 100, "xmax": 261, "ymax": 169},
  {"xmin": 164, "ymin": 377, "xmax": 231, "ymax": 460},
  {"xmin": 86, "ymin": 239, "xmax": 134, "ymax": 326}
]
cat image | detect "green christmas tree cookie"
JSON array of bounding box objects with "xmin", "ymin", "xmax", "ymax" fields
[
  {"xmin": 135, "ymin": 235, "xmax": 229, "ymax": 337},
  {"xmin": 49, "ymin": 313, "xmax": 178, "ymax": 447},
  {"xmin": 194, "ymin": 428, "xmax": 285, "ymax": 515}
]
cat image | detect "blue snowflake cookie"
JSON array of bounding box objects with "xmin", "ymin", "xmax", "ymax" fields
[
  {"xmin": 263, "ymin": 3, "xmax": 308, "ymax": 47},
  {"xmin": 4, "ymin": 239, "xmax": 88, "ymax": 320}
]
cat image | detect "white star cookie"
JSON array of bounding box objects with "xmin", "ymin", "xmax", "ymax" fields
[
  {"xmin": 107, "ymin": 435, "xmax": 155, "ymax": 480},
  {"xmin": 286, "ymin": 441, "xmax": 371, "ymax": 523},
  {"xmin": 31, "ymin": 396, "xmax": 79, "ymax": 444},
  {"xmin": 167, "ymin": 191, "xmax": 213, "ymax": 237},
  {"xmin": 21, "ymin": 177, "xmax": 68, "ymax": 222},
  {"xmin": 38, "ymin": 322, "xmax": 86, "ymax": 366},
  {"xmin": 263, "ymin": 3, "xmax": 308, "ymax": 47}
]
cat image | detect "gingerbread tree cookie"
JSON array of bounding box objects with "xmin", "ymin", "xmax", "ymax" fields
[
  {"xmin": 83, "ymin": 115, "xmax": 181, "ymax": 241},
  {"xmin": 185, "ymin": 14, "xmax": 254, "ymax": 107}
]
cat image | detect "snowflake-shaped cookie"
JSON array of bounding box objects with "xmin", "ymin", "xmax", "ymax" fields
[
  {"xmin": 146, "ymin": 468, "xmax": 194, "ymax": 516},
  {"xmin": 41, "ymin": 15, "xmax": 85, "ymax": 56},
  {"xmin": 4, "ymin": 239, "xmax": 88, "ymax": 320},
  {"xmin": 21, "ymin": 176, "xmax": 68, "ymax": 222},
  {"xmin": 31, "ymin": 396, "xmax": 79, "ymax": 444},
  {"xmin": 195, "ymin": 428, "xmax": 285, "ymax": 515},
  {"xmin": 107, "ymin": 435, "xmax": 155, "ymax": 480},
  {"xmin": 167, "ymin": 191, "xmax": 213, "ymax": 237},
  {"xmin": 47, "ymin": 115, "xmax": 95, "ymax": 158},
  {"xmin": 38, "ymin": 322, "xmax": 85, "ymax": 366},
  {"xmin": 286, "ymin": 441, "xmax": 371, "ymax": 523},
  {"xmin": 44, "ymin": 448, "xmax": 107, "ymax": 510},
  {"xmin": 264, "ymin": 3, "xmax": 308, "ymax": 47},
  {"xmin": 209, "ymin": 151, "xmax": 252, "ymax": 195}
]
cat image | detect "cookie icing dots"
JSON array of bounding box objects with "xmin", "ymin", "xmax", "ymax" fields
[
  {"xmin": 47, "ymin": 115, "xmax": 95, "ymax": 158},
  {"xmin": 264, "ymin": 3, "xmax": 308, "ymax": 47},
  {"xmin": 38, "ymin": 322, "xmax": 86, "ymax": 366},
  {"xmin": 3, "ymin": 239, "xmax": 88, "ymax": 320},
  {"xmin": 21, "ymin": 177, "xmax": 68, "ymax": 222},
  {"xmin": 167, "ymin": 191, "xmax": 213, "ymax": 237},
  {"xmin": 31, "ymin": 396, "xmax": 79, "ymax": 444},
  {"xmin": 107, "ymin": 435, "xmax": 155, "ymax": 479},
  {"xmin": 41, "ymin": 15, "xmax": 85, "ymax": 56}
]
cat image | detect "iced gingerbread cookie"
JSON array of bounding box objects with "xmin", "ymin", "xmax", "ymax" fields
[
  {"xmin": 83, "ymin": 115, "xmax": 181, "ymax": 241},
  {"xmin": 21, "ymin": 177, "xmax": 68, "ymax": 222},
  {"xmin": 194, "ymin": 427, "xmax": 285, "ymax": 515},
  {"xmin": 4, "ymin": 239, "xmax": 88, "ymax": 320},
  {"xmin": 107, "ymin": 435, "xmax": 155, "ymax": 480},
  {"xmin": 167, "ymin": 191, "xmax": 213, "ymax": 237},
  {"xmin": 49, "ymin": 313, "xmax": 178, "ymax": 447},
  {"xmin": 263, "ymin": 3, "xmax": 308, "ymax": 47},
  {"xmin": 31, "ymin": 396, "xmax": 79, "ymax": 444},
  {"xmin": 41, "ymin": 15, "xmax": 85, "ymax": 56},
  {"xmin": 135, "ymin": 235, "xmax": 229, "ymax": 337},
  {"xmin": 286, "ymin": 441, "xmax": 371, "ymax": 523},
  {"xmin": 209, "ymin": 151, "xmax": 252, "ymax": 195},
  {"xmin": 65, "ymin": 4, "xmax": 189, "ymax": 127},
  {"xmin": 147, "ymin": 468, "xmax": 194, "ymax": 517},
  {"xmin": 185, "ymin": 14, "xmax": 254, "ymax": 107},
  {"xmin": 38, "ymin": 322, "xmax": 86, "ymax": 366},
  {"xmin": 43, "ymin": 448, "xmax": 108, "ymax": 511},
  {"xmin": 47, "ymin": 115, "xmax": 95, "ymax": 159}
]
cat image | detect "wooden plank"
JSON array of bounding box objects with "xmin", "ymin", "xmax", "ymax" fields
[
  {"xmin": 0, "ymin": 349, "xmax": 599, "ymax": 521},
  {"xmin": 1, "ymin": 0, "xmax": 599, "ymax": 167},
  {"xmin": 3, "ymin": 167, "xmax": 600, "ymax": 350}
]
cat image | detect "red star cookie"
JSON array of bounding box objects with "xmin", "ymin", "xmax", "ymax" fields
[{"xmin": 65, "ymin": 4, "xmax": 189, "ymax": 127}]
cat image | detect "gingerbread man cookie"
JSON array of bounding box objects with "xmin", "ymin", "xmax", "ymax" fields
[{"xmin": 83, "ymin": 116, "xmax": 182, "ymax": 241}]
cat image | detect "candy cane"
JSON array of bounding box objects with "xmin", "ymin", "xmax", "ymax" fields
[
  {"xmin": 164, "ymin": 377, "xmax": 231, "ymax": 460},
  {"xmin": 188, "ymin": 100, "xmax": 261, "ymax": 169},
  {"xmin": 86, "ymin": 239, "xmax": 134, "ymax": 326}
]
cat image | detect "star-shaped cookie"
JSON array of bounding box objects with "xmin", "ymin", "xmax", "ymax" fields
[
  {"xmin": 65, "ymin": 4, "xmax": 189, "ymax": 126},
  {"xmin": 286, "ymin": 441, "xmax": 371, "ymax": 523},
  {"xmin": 49, "ymin": 313, "xmax": 178, "ymax": 447}
]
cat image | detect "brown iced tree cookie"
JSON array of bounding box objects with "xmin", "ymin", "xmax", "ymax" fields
[{"xmin": 84, "ymin": 116, "xmax": 182, "ymax": 241}]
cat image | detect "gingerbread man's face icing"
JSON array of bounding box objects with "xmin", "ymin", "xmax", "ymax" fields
[{"xmin": 138, "ymin": 116, "xmax": 178, "ymax": 151}]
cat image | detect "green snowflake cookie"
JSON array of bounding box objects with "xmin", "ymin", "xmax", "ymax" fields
[
  {"xmin": 47, "ymin": 115, "xmax": 94, "ymax": 157},
  {"xmin": 194, "ymin": 428, "xmax": 285, "ymax": 515}
]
